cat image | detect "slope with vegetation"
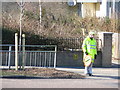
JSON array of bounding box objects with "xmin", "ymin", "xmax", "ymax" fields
[{"xmin": 2, "ymin": 2, "xmax": 119, "ymax": 46}]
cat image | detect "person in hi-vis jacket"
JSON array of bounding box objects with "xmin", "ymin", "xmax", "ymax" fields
[{"xmin": 82, "ymin": 31, "xmax": 97, "ymax": 76}]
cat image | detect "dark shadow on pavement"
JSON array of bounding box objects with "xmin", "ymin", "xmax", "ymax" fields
[
  {"xmin": 92, "ymin": 63, "xmax": 120, "ymax": 69},
  {"xmin": 111, "ymin": 63, "xmax": 120, "ymax": 68},
  {"xmin": 92, "ymin": 75, "xmax": 120, "ymax": 80},
  {"xmin": 1, "ymin": 76, "xmax": 45, "ymax": 79},
  {"xmin": 0, "ymin": 75, "xmax": 85, "ymax": 79}
]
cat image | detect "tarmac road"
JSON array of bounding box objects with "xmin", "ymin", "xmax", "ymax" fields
[
  {"xmin": 1, "ymin": 60, "xmax": 120, "ymax": 88},
  {"xmin": 1, "ymin": 67, "xmax": 119, "ymax": 88},
  {"xmin": 0, "ymin": 78, "xmax": 119, "ymax": 88}
]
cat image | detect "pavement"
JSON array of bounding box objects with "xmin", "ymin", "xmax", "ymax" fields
[
  {"xmin": 56, "ymin": 67, "xmax": 119, "ymax": 80},
  {"xmin": 0, "ymin": 60, "xmax": 120, "ymax": 88}
]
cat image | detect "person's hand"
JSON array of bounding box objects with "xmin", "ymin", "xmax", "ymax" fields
[
  {"xmin": 85, "ymin": 52, "xmax": 88, "ymax": 55},
  {"xmin": 95, "ymin": 55, "xmax": 97, "ymax": 59}
]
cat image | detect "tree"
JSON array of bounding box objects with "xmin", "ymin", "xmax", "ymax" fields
[{"xmin": 17, "ymin": 0, "xmax": 25, "ymax": 69}]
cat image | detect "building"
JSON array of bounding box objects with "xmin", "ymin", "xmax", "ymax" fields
[{"xmin": 77, "ymin": 0, "xmax": 120, "ymax": 19}]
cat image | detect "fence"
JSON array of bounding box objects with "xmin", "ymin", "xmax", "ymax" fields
[
  {"xmin": 1, "ymin": 37, "xmax": 102, "ymax": 69},
  {"xmin": 0, "ymin": 44, "xmax": 57, "ymax": 69},
  {"xmin": 33, "ymin": 37, "xmax": 83, "ymax": 51},
  {"xmin": 37, "ymin": 37, "xmax": 102, "ymax": 51}
]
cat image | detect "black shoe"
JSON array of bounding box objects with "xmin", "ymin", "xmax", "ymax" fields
[{"xmin": 89, "ymin": 74, "xmax": 93, "ymax": 76}]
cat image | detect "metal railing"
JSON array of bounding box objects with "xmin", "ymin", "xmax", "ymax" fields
[
  {"xmin": 0, "ymin": 44, "xmax": 57, "ymax": 69},
  {"xmin": 38, "ymin": 37, "xmax": 84, "ymax": 51},
  {"xmin": 37, "ymin": 37, "xmax": 102, "ymax": 51}
]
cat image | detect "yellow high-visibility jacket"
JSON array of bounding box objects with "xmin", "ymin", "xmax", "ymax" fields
[{"xmin": 82, "ymin": 36, "xmax": 97, "ymax": 63}]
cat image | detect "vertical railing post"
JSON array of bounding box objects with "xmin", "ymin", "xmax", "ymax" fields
[
  {"xmin": 49, "ymin": 52, "xmax": 51, "ymax": 68},
  {"xmin": 54, "ymin": 46, "xmax": 57, "ymax": 68},
  {"xmin": 35, "ymin": 52, "xmax": 37, "ymax": 66},
  {"xmin": 39, "ymin": 52, "xmax": 41, "ymax": 67},
  {"xmin": 44, "ymin": 52, "xmax": 46, "ymax": 67},
  {"xmin": 22, "ymin": 34, "xmax": 25, "ymax": 70},
  {"xmin": 8, "ymin": 46, "xmax": 12, "ymax": 69},
  {"xmin": 15, "ymin": 33, "xmax": 18, "ymax": 70},
  {"xmin": 0, "ymin": 52, "xmax": 2, "ymax": 66}
]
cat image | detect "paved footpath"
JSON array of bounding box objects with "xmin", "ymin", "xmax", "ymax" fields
[{"xmin": 1, "ymin": 60, "xmax": 120, "ymax": 88}]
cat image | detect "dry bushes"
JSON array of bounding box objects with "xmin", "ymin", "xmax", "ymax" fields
[{"xmin": 2, "ymin": 2, "xmax": 119, "ymax": 39}]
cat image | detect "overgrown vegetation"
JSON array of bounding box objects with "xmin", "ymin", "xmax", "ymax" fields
[{"xmin": 2, "ymin": 2, "xmax": 119, "ymax": 47}]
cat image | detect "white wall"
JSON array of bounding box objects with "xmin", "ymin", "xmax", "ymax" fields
[
  {"xmin": 112, "ymin": 33, "xmax": 120, "ymax": 60},
  {"xmin": 96, "ymin": 3, "xmax": 101, "ymax": 17},
  {"xmin": 100, "ymin": 0, "xmax": 107, "ymax": 17}
]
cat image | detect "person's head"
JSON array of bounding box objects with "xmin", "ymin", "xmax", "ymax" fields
[{"xmin": 89, "ymin": 31, "xmax": 95, "ymax": 39}]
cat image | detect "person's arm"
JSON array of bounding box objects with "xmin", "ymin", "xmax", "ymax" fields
[
  {"xmin": 94, "ymin": 40, "xmax": 97, "ymax": 59},
  {"xmin": 82, "ymin": 38, "xmax": 87, "ymax": 54}
]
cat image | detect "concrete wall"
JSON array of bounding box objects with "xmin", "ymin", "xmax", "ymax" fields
[
  {"xmin": 57, "ymin": 31, "xmax": 113, "ymax": 68},
  {"xmin": 56, "ymin": 51, "xmax": 102, "ymax": 67},
  {"xmin": 98, "ymin": 32, "xmax": 113, "ymax": 67}
]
